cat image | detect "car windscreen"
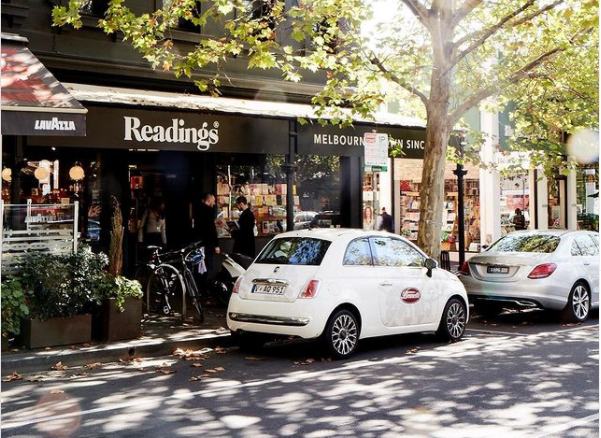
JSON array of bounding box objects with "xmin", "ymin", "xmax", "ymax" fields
[
  {"xmin": 256, "ymin": 237, "xmax": 331, "ymax": 266},
  {"xmin": 489, "ymin": 234, "xmax": 560, "ymax": 253}
]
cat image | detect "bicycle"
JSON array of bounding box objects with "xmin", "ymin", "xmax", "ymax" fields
[{"xmin": 135, "ymin": 242, "xmax": 205, "ymax": 322}]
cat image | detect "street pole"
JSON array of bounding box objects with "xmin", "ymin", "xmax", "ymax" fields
[
  {"xmin": 284, "ymin": 119, "xmax": 298, "ymax": 232},
  {"xmin": 453, "ymin": 136, "xmax": 468, "ymax": 267}
]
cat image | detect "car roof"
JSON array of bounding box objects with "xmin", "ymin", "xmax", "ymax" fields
[
  {"xmin": 271, "ymin": 228, "xmax": 396, "ymax": 242},
  {"xmin": 510, "ymin": 229, "xmax": 598, "ymax": 237}
]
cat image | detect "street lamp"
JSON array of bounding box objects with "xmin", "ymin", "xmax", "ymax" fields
[{"xmin": 452, "ymin": 131, "xmax": 468, "ymax": 267}]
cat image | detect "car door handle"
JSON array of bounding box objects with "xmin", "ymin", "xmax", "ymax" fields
[
  {"xmin": 379, "ymin": 282, "xmax": 393, "ymax": 287},
  {"xmin": 584, "ymin": 262, "xmax": 591, "ymax": 266}
]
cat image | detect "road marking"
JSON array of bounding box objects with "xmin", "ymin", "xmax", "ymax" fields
[
  {"xmin": 469, "ymin": 323, "xmax": 599, "ymax": 338},
  {"xmin": 2, "ymin": 324, "xmax": 598, "ymax": 431},
  {"xmin": 468, "ymin": 328, "xmax": 529, "ymax": 336}
]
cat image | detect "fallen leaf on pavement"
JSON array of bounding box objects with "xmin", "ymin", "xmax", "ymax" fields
[
  {"xmin": 190, "ymin": 373, "xmax": 211, "ymax": 381},
  {"xmin": 50, "ymin": 389, "xmax": 64, "ymax": 394},
  {"xmin": 3, "ymin": 372, "xmax": 23, "ymax": 382},
  {"xmin": 245, "ymin": 356, "xmax": 267, "ymax": 361},
  {"xmin": 191, "ymin": 363, "xmax": 203, "ymax": 368},
  {"xmin": 82, "ymin": 343, "xmax": 91, "ymax": 348},
  {"xmin": 213, "ymin": 367, "xmax": 225, "ymax": 372},
  {"xmin": 45, "ymin": 347, "xmax": 51, "ymax": 351},
  {"xmin": 27, "ymin": 376, "xmax": 46, "ymax": 382},
  {"xmin": 85, "ymin": 363, "xmax": 102, "ymax": 370},
  {"xmin": 406, "ymin": 348, "xmax": 420, "ymax": 355},
  {"xmin": 156, "ymin": 366, "xmax": 176, "ymax": 375},
  {"xmin": 52, "ymin": 362, "xmax": 68, "ymax": 371},
  {"xmin": 11, "ymin": 349, "xmax": 19, "ymax": 353},
  {"xmin": 294, "ymin": 358, "xmax": 316, "ymax": 366}
]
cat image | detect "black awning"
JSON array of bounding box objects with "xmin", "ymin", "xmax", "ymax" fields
[{"xmin": 1, "ymin": 34, "xmax": 87, "ymax": 136}]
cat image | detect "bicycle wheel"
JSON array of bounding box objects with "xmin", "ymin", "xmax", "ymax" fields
[
  {"xmin": 183, "ymin": 268, "xmax": 204, "ymax": 323},
  {"xmin": 147, "ymin": 264, "xmax": 182, "ymax": 316}
]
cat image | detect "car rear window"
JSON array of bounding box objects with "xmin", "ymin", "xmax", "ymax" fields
[
  {"xmin": 256, "ymin": 237, "xmax": 331, "ymax": 266},
  {"xmin": 489, "ymin": 234, "xmax": 560, "ymax": 253}
]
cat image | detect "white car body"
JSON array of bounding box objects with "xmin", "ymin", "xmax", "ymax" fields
[
  {"xmin": 227, "ymin": 229, "xmax": 469, "ymax": 357},
  {"xmin": 459, "ymin": 230, "xmax": 599, "ymax": 322}
]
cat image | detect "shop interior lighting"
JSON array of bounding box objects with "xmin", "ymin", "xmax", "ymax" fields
[
  {"xmin": 69, "ymin": 164, "xmax": 85, "ymax": 180},
  {"xmin": 1, "ymin": 168, "xmax": 12, "ymax": 182}
]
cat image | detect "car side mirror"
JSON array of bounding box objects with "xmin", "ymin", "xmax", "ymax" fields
[
  {"xmin": 425, "ymin": 257, "xmax": 437, "ymax": 277},
  {"xmin": 481, "ymin": 244, "xmax": 489, "ymax": 251}
]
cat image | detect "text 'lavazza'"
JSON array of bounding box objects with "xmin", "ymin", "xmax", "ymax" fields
[{"xmin": 123, "ymin": 116, "xmax": 220, "ymax": 150}]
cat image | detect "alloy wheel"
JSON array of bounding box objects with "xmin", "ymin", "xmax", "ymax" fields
[
  {"xmin": 571, "ymin": 284, "xmax": 590, "ymax": 321},
  {"xmin": 331, "ymin": 313, "xmax": 358, "ymax": 357},
  {"xmin": 445, "ymin": 301, "xmax": 466, "ymax": 339}
]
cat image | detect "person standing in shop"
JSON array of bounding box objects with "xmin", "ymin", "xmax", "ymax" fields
[
  {"xmin": 378, "ymin": 207, "xmax": 394, "ymax": 232},
  {"xmin": 231, "ymin": 196, "xmax": 256, "ymax": 258},
  {"xmin": 512, "ymin": 208, "xmax": 526, "ymax": 230},
  {"xmin": 138, "ymin": 198, "xmax": 167, "ymax": 247},
  {"xmin": 193, "ymin": 193, "xmax": 221, "ymax": 290}
]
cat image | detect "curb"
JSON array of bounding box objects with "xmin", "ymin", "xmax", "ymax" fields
[{"xmin": 2, "ymin": 333, "xmax": 234, "ymax": 375}]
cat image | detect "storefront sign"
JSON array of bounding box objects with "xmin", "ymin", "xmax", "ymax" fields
[
  {"xmin": 29, "ymin": 107, "xmax": 289, "ymax": 154},
  {"xmin": 299, "ymin": 123, "xmax": 426, "ymax": 158}
]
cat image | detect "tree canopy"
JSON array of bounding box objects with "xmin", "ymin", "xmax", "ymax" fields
[{"xmin": 54, "ymin": 0, "xmax": 599, "ymax": 256}]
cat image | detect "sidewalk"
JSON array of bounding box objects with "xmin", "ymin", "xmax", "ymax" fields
[{"xmin": 1, "ymin": 306, "xmax": 233, "ymax": 375}]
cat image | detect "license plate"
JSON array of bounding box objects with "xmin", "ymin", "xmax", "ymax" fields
[
  {"xmin": 487, "ymin": 266, "xmax": 509, "ymax": 274},
  {"xmin": 252, "ymin": 284, "xmax": 286, "ymax": 295}
]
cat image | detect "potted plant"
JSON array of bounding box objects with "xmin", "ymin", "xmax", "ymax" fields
[
  {"xmin": 91, "ymin": 196, "xmax": 143, "ymax": 342},
  {"xmin": 18, "ymin": 248, "xmax": 107, "ymax": 349},
  {"xmin": 0, "ymin": 277, "xmax": 29, "ymax": 350},
  {"xmin": 441, "ymin": 233, "xmax": 457, "ymax": 251},
  {"xmin": 92, "ymin": 274, "xmax": 143, "ymax": 342}
]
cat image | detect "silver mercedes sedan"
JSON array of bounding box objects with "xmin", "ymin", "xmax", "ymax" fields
[{"xmin": 458, "ymin": 230, "xmax": 599, "ymax": 322}]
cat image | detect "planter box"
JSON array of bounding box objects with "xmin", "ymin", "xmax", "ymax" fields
[
  {"xmin": 20, "ymin": 315, "xmax": 92, "ymax": 349},
  {"xmin": 1, "ymin": 335, "xmax": 8, "ymax": 352},
  {"xmin": 441, "ymin": 241, "xmax": 456, "ymax": 251},
  {"xmin": 93, "ymin": 297, "xmax": 142, "ymax": 343}
]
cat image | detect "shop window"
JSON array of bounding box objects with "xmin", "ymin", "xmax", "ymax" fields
[
  {"xmin": 576, "ymin": 165, "xmax": 599, "ymax": 231},
  {"xmin": 161, "ymin": 0, "xmax": 202, "ymax": 33},
  {"xmin": 216, "ymin": 159, "xmax": 290, "ymax": 237},
  {"xmin": 500, "ymin": 172, "xmax": 529, "ymax": 235},
  {"xmin": 245, "ymin": 0, "xmax": 277, "ymax": 40}
]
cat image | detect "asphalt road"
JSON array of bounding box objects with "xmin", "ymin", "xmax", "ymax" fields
[{"xmin": 1, "ymin": 311, "xmax": 598, "ymax": 438}]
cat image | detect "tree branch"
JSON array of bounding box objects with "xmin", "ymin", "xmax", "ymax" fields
[
  {"xmin": 451, "ymin": 0, "xmax": 536, "ymax": 69},
  {"xmin": 449, "ymin": 44, "xmax": 569, "ymax": 125},
  {"xmin": 370, "ymin": 55, "xmax": 429, "ymax": 105},
  {"xmin": 400, "ymin": 0, "xmax": 431, "ymax": 30},
  {"xmin": 450, "ymin": 0, "xmax": 483, "ymax": 29}
]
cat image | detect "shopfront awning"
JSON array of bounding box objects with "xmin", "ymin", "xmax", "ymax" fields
[
  {"xmin": 1, "ymin": 33, "xmax": 87, "ymax": 136},
  {"xmin": 63, "ymin": 82, "xmax": 425, "ymax": 129}
]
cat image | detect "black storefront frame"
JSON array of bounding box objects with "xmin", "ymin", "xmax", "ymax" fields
[{"xmin": 24, "ymin": 103, "xmax": 425, "ymax": 269}]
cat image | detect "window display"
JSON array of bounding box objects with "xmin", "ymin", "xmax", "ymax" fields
[{"xmin": 216, "ymin": 164, "xmax": 298, "ymax": 237}]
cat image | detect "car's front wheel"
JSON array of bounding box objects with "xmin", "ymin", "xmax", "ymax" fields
[
  {"xmin": 561, "ymin": 282, "xmax": 590, "ymax": 323},
  {"xmin": 323, "ymin": 309, "xmax": 359, "ymax": 359},
  {"xmin": 437, "ymin": 298, "xmax": 467, "ymax": 342}
]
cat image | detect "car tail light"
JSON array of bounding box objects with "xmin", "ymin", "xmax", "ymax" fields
[
  {"xmin": 528, "ymin": 263, "xmax": 557, "ymax": 279},
  {"xmin": 232, "ymin": 277, "xmax": 242, "ymax": 294},
  {"xmin": 299, "ymin": 280, "xmax": 320, "ymax": 299},
  {"xmin": 459, "ymin": 261, "xmax": 470, "ymax": 275}
]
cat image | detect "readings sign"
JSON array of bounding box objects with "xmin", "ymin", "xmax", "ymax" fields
[{"xmin": 364, "ymin": 132, "xmax": 389, "ymax": 171}]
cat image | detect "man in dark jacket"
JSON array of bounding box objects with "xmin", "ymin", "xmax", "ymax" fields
[
  {"xmin": 378, "ymin": 207, "xmax": 394, "ymax": 232},
  {"xmin": 231, "ymin": 196, "xmax": 256, "ymax": 258},
  {"xmin": 193, "ymin": 193, "xmax": 221, "ymax": 290}
]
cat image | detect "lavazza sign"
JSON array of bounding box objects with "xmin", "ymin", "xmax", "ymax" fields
[{"xmin": 123, "ymin": 116, "xmax": 220, "ymax": 151}]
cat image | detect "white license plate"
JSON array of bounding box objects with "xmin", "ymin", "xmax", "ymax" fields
[
  {"xmin": 487, "ymin": 266, "xmax": 509, "ymax": 274},
  {"xmin": 252, "ymin": 284, "xmax": 286, "ymax": 295}
]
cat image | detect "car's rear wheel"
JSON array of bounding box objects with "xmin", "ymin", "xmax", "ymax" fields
[
  {"xmin": 437, "ymin": 298, "xmax": 467, "ymax": 342},
  {"xmin": 561, "ymin": 282, "xmax": 590, "ymax": 323},
  {"xmin": 323, "ymin": 309, "xmax": 359, "ymax": 359}
]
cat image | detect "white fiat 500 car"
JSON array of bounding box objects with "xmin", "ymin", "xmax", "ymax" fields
[
  {"xmin": 459, "ymin": 230, "xmax": 599, "ymax": 322},
  {"xmin": 227, "ymin": 229, "xmax": 469, "ymax": 358}
]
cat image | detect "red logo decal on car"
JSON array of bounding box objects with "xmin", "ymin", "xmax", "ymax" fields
[{"xmin": 400, "ymin": 288, "xmax": 421, "ymax": 303}]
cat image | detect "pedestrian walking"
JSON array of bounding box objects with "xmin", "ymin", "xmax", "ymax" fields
[
  {"xmin": 378, "ymin": 207, "xmax": 394, "ymax": 232},
  {"xmin": 193, "ymin": 193, "xmax": 221, "ymax": 291},
  {"xmin": 231, "ymin": 196, "xmax": 256, "ymax": 258}
]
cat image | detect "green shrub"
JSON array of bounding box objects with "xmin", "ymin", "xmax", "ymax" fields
[
  {"xmin": 20, "ymin": 247, "xmax": 109, "ymax": 320},
  {"xmin": 97, "ymin": 275, "xmax": 143, "ymax": 313},
  {"xmin": 1, "ymin": 277, "xmax": 29, "ymax": 336}
]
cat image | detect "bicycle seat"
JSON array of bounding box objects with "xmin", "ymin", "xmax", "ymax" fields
[{"xmin": 146, "ymin": 245, "xmax": 162, "ymax": 252}]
